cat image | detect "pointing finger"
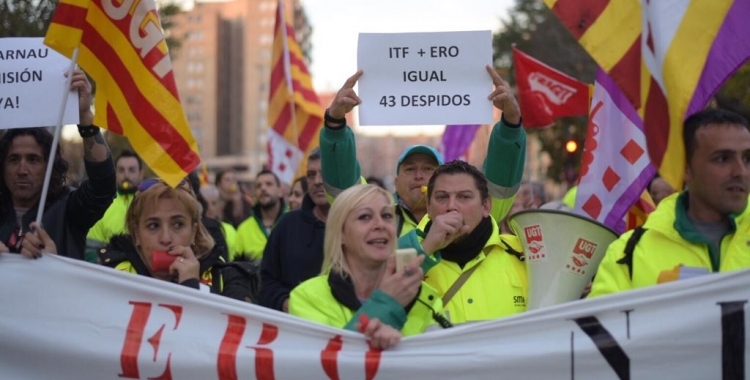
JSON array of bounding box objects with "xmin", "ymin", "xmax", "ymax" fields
[
  {"xmin": 485, "ymin": 64, "xmax": 506, "ymax": 86},
  {"xmin": 342, "ymin": 70, "xmax": 363, "ymax": 90}
]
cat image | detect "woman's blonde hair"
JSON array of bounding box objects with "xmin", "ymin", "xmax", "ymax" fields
[
  {"xmin": 126, "ymin": 180, "xmax": 215, "ymax": 259},
  {"xmin": 321, "ymin": 184, "xmax": 394, "ymax": 277}
]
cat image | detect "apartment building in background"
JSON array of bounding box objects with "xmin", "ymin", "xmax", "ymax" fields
[{"xmin": 171, "ymin": 0, "xmax": 312, "ymax": 181}]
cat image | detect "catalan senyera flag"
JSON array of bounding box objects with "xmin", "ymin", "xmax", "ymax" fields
[
  {"xmin": 267, "ymin": 0, "xmax": 324, "ymax": 185},
  {"xmin": 199, "ymin": 163, "xmax": 209, "ymax": 186},
  {"xmin": 44, "ymin": 0, "xmax": 200, "ymax": 187},
  {"xmin": 545, "ymin": 0, "xmax": 750, "ymax": 192},
  {"xmin": 512, "ymin": 46, "xmax": 590, "ymax": 128},
  {"xmin": 575, "ymin": 69, "xmax": 657, "ymax": 234}
]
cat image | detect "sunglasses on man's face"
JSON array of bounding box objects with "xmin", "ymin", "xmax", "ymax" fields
[{"xmin": 137, "ymin": 178, "xmax": 189, "ymax": 192}]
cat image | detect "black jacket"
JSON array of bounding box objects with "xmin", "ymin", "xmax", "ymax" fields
[
  {"xmin": 0, "ymin": 158, "xmax": 115, "ymax": 259},
  {"xmin": 259, "ymin": 193, "xmax": 326, "ymax": 311},
  {"xmin": 102, "ymin": 234, "xmax": 257, "ymax": 302}
]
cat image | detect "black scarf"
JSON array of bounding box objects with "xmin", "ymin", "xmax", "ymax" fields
[{"xmin": 432, "ymin": 216, "xmax": 493, "ymax": 269}]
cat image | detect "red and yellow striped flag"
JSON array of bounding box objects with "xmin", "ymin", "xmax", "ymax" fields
[
  {"xmin": 199, "ymin": 163, "xmax": 209, "ymax": 186},
  {"xmin": 266, "ymin": 0, "xmax": 323, "ymax": 184},
  {"xmin": 44, "ymin": 0, "xmax": 201, "ymax": 187},
  {"xmin": 624, "ymin": 190, "xmax": 655, "ymax": 231}
]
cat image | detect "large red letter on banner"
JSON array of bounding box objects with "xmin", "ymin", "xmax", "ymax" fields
[
  {"xmin": 321, "ymin": 335, "xmax": 381, "ymax": 380},
  {"xmin": 118, "ymin": 302, "xmax": 183, "ymax": 379},
  {"xmin": 217, "ymin": 314, "xmax": 278, "ymax": 380}
]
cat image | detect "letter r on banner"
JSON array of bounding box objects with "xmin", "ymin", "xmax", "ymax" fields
[{"xmin": 217, "ymin": 314, "xmax": 278, "ymax": 380}]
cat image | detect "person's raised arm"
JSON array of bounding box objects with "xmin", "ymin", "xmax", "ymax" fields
[
  {"xmin": 67, "ymin": 69, "xmax": 116, "ymax": 233},
  {"xmin": 321, "ymin": 71, "xmax": 365, "ymax": 199},
  {"xmin": 483, "ymin": 64, "xmax": 526, "ymax": 221},
  {"xmin": 68, "ymin": 70, "xmax": 111, "ymax": 164}
]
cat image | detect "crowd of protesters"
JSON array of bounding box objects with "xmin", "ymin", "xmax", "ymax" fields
[{"xmin": 3, "ymin": 65, "xmax": 749, "ymax": 351}]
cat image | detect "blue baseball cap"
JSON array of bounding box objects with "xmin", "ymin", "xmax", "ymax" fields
[{"xmin": 396, "ymin": 145, "xmax": 444, "ymax": 174}]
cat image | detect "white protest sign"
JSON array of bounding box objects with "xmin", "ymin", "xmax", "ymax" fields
[
  {"xmin": 357, "ymin": 31, "xmax": 494, "ymax": 126},
  {"xmin": 0, "ymin": 37, "xmax": 79, "ymax": 129}
]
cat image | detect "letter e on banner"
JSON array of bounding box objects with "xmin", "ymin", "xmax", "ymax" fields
[{"xmin": 118, "ymin": 302, "xmax": 183, "ymax": 379}]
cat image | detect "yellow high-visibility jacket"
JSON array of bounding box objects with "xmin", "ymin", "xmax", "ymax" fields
[
  {"xmin": 590, "ymin": 192, "xmax": 750, "ymax": 297},
  {"xmin": 399, "ymin": 216, "xmax": 528, "ymax": 325},
  {"xmin": 290, "ymin": 273, "xmax": 445, "ymax": 336}
]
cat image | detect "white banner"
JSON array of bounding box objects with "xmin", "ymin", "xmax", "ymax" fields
[
  {"xmin": 0, "ymin": 254, "xmax": 748, "ymax": 380},
  {"xmin": 357, "ymin": 31, "xmax": 493, "ymax": 126},
  {"xmin": 0, "ymin": 37, "xmax": 79, "ymax": 129}
]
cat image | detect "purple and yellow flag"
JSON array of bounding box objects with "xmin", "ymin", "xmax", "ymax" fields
[
  {"xmin": 545, "ymin": 0, "xmax": 750, "ymax": 191},
  {"xmin": 44, "ymin": 0, "xmax": 200, "ymax": 187}
]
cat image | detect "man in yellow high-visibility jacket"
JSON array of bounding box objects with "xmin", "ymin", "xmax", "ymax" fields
[
  {"xmin": 235, "ymin": 169, "xmax": 287, "ymax": 261},
  {"xmin": 85, "ymin": 149, "xmax": 143, "ymax": 262},
  {"xmin": 590, "ymin": 109, "xmax": 750, "ymax": 297}
]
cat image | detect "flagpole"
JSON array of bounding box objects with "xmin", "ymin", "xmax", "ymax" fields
[
  {"xmin": 35, "ymin": 47, "xmax": 80, "ymax": 228},
  {"xmin": 278, "ymin": 0, "xmax": 300, "ymax": 152}
]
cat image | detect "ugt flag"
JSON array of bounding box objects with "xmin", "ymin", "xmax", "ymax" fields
[{"xmin": 512, "ymin": 46, "xmax": 590, "ymax": 128}]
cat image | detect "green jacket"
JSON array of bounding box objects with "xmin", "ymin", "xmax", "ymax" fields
[
  {"xmin": 320, "ymin": 120, "xmax": 526, "ymax": 236},
  {"xmin": 589, "ymin": 191, "xmax": 750, "ymax": 297},
  {"xmin": 289, "ymin": 273, "xmax": 445, "ymax": 336}
]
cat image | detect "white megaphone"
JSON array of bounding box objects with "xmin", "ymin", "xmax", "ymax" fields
[{"xmin": 508, "ymin": 208, "xmax": 619, "ymax": 310}]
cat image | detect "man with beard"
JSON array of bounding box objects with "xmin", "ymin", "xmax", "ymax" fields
[
  {"xmin": 259, "ymin": 148, "xmax": 328, "ymax": 312},
  {"xmin": 590, "ymin": 109, "xmax": 750, "ymax": 297},
  {"xmin": 320, "ymin": 65, "xmax": 525, "ymax": 236},
  {"xmin": 398, "ymin": 160, "xmax": 527, "ymax": 325},
  {"xmin": 235, "ymin": 169, "xmax": 287, "ymax": 261},
  {"xmin": 86, "ymin": 149, "xmax": 143, "ymax": 262}
]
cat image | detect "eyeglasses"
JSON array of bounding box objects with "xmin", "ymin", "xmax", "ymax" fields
[{"xmin": 137, "ymin": 178, "xmax": 189, "ymax": 192}]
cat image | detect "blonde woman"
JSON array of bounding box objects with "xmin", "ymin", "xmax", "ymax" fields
[{"xmin": 290, "ymin": 185, "xmax": 447, "ymax": 349}]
